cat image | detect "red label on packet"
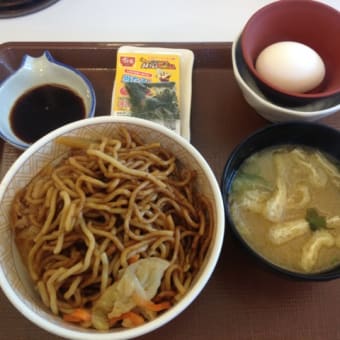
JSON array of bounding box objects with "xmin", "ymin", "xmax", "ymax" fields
[{"xmin": 120, "ymin": 56, "xmax": 135, "ymax": 67}]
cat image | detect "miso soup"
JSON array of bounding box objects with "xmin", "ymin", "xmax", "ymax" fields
[{"xmin": 229, "ymin": 145, "xmax": 340, "ymax": 273}]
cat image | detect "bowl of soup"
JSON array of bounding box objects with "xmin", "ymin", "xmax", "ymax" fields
[
  {"xmin": 0, "ymin": 116, "xmax": 224, "ymax": 339},
  {"xmin": 221, "ymin": 122, "xmax": 340, "ymax": 280}
]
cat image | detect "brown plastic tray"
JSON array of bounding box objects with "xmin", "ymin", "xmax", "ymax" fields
[{"xmin": 0, "ymin": 42, "xmax": 339, "ymax": 340}]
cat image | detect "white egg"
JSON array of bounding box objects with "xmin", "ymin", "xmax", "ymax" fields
[{"xmin": 255, "ymin": 41, "xmax": 326, "ymax": 93}]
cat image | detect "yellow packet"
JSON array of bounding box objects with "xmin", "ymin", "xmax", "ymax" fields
[{"xmin": 111, "ymin": 46, "xmax": 194, "ymax": 140}]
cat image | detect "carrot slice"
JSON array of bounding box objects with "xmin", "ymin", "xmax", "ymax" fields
[
  {"xmin": 109, "ymin": 311, "xmax": 145, "ymax": 327},
  {"xmin": 127, "ymin": 254, "xmax": 140, "ymax": 265},
  {"xmin": 63, "ymin": 308, "xmax": 91, "ymax": 323},
  {"xmin": 123, "ymin": 311, "xmax": 145, "ymax": 326},
  {"xmin": 133, "ymin": 293, "xmax": 171, "ymax": 312},
  {"xmin": 141, "ymin": 300, "xmax": 171, "ymax": 312}
]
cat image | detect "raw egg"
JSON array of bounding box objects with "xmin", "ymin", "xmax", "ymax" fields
[{"xmin": 255, "ymin": 41, "xmax": 326, "ymax": 93}]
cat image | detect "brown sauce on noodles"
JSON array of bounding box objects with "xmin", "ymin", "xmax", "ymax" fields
[{"xmin": 10, "ymin": 128, "xmax": 213, "ymax": 329}]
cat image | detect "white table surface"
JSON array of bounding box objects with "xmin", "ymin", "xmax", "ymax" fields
[{"xmin": 0, "ymin": 0, "xmax": 338, "ymax": 44}]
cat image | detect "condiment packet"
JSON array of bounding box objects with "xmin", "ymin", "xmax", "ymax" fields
[{"xmin": 111, "ymin": 46, "xmax": 194, "ymax": 141}]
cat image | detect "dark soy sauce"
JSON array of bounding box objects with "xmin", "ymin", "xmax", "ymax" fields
[{"xmin": 10, "ymin": 84, "xmax": 86, "ymax": 143}]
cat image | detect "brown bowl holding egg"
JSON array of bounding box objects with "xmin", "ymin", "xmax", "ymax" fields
[{"xmin": 241, "ymin": 0, "xmax": 340, "ymax": 106}]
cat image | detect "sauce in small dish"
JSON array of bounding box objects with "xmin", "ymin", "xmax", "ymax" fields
[
  {"xmin": 0, "ymin": 51, "xmax": 96, "ymax": 149},
  {"xmin": 10, "ymin": 84, "xmax": 85, "ymax": 144}
]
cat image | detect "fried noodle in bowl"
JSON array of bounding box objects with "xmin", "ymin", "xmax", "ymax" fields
[{"xmin": 0, "ymin": 116, "xmax": 224, "ymax": 339}]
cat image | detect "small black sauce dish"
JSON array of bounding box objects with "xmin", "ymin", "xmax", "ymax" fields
[{"xmin": 221, "ymin": 121, "xmax": 340, "ymax": 281}]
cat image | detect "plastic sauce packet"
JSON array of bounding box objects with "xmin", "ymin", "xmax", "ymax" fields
[{"xmin": 111, "ymin": 46, "xmax": 194, "ymax": 141}]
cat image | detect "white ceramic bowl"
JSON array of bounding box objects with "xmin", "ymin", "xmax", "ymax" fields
[
  {"xmin": 232, "ymin": 34, "xmax": 340, "ymax": 122},
  {"xmin": 0, "ymin": 51, "xmax": 96, "ymax": 149},
  {"xmin": 0, "ymin": 116, "xmax": 225, "ymax": 340}
]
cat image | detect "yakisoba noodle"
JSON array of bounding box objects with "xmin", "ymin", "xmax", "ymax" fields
[{"xmin": 10, "ymin": 127, "xmax": 213, "ymax": 330}]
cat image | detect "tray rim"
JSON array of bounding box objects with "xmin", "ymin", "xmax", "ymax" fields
[{"xmin": 0, "ymin": 41, "xmax": 233, "ymax": 51}]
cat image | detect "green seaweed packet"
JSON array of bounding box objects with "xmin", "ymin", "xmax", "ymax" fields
[{"xmin": 111, "ymin": 46, "xmax": 194, "ymax": 141}]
